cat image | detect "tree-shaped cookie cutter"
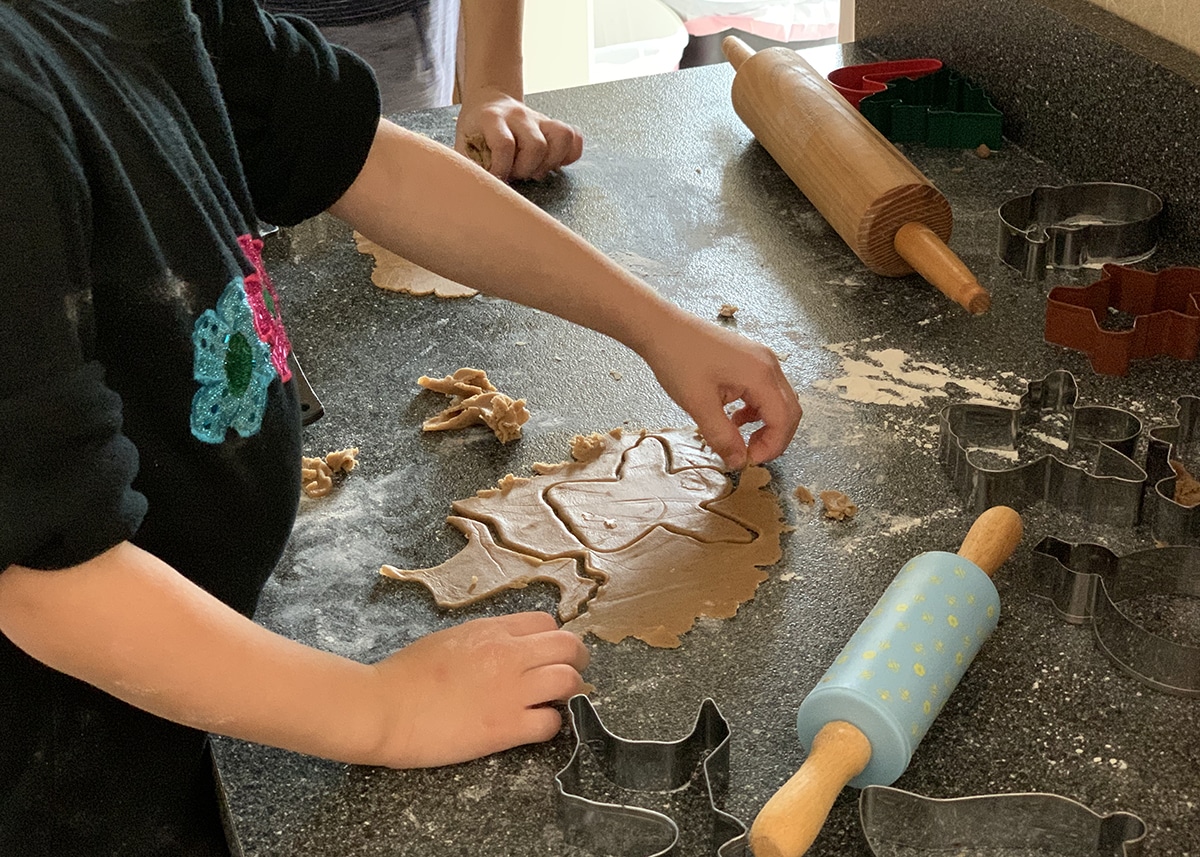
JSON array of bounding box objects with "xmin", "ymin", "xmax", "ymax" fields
[
  {"xmin": 554, "ymin": 694, "xmax": 749, "ymax": 857},
  {"xmin": 1145, "ymin": 395, "xmax": 1200, "ymax": 547},
  {"xmin": 938, "ymin": 370, "xmax": 1145, "ymax": 526},
  {"xmin": 998, "ymin": 183, "xmax": 1162, "ymax": 280},
  {"xmin": 1029, "ymin": 536, "xmax": 1200, "ymax": 697},
  {"xmin": 859, "ymin": 785, "xmax": 1148, "ymax": 857},
  {"xmin": 857, "ymin": 66, "xmax": 1004, "ymax": 150},
  {"xmin": 1044, "ymin": 264, "xmax": 1200, "ymax": 376}
]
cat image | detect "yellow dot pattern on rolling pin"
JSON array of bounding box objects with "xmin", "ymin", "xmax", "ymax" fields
[{"xmin": 795, "ymin": 551, "xmax": 1001, "ymax": 788}]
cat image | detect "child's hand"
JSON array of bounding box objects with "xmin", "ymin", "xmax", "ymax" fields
[
  {"xmin": 455, "ymin": 92, "xmax": 584, "ymax": 182},
  {"xmin": 367, "ymin": 612, "xmax": 589, "ymax": 768},
  {"xmin": 640, "ymin": 312, "xmax": 802, "ymax": 470}
]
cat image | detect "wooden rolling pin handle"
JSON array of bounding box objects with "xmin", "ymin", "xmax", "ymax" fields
[
  {"xmin": 893, "ymin": 222, "xmax": 991, "ymax": 315},
  {"xmin": 748, "ymin": 720, "xmax": 872, "ymax": 857},
  {"xmin": 722, "ymin": 34, "xmax": 756, "ymax": 70},
  {"xmin": 956, "ymin": 504, "xmax": 1023, "ymax": 577}
]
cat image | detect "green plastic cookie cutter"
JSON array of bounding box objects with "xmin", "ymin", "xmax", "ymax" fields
[{"xmin": 859, "ymin": 67, "xmax": 1003, "ymax": 150}]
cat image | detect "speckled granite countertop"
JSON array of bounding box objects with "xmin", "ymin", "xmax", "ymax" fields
[{"xmin": 212, "ymin": 40, "xmax": 1200, "ymax": 857}]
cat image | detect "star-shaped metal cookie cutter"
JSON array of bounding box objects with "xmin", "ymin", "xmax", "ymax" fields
[
  {"xmin": 1044, "ymin": 264, "xmax": 1200, "ymax": 376},
  {"xmin": 860, "ymin": 785, "xmax": 1148, "ymax": 857},
  {"xmin": 1030, "ymin": 536, "xmax": 1200, "ymax": 697},
  {"xmin": 938, "ymin": 370, "xmax": 1145, "ymax": 526},
  {"xmin": 555, "ymin": 694, "xmax": 749, "ymax": 857},
  {"xmin": 998, "ymin": 182, "xmax": 1162, "ymax": 280},
  {"xmin": 1145, "ymin": 395, "xmax": 1200, "ymax": 547}
]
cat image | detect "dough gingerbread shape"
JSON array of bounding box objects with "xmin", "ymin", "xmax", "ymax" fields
[{"xmin": 381, "ymin": 428, "xmax": 787, "ymax": 648}]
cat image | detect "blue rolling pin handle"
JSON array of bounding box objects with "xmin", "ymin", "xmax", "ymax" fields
[{"xmin": 795, "ymin": 550, "xmax": 1001, "ymax": 788}]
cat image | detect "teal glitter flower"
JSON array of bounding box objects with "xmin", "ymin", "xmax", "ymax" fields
[{"xmin": 190, "ymin": 278, "xmax": 278, "ymax": 444}]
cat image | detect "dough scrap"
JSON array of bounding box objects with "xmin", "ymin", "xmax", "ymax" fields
[
  {"xmin": 354, "ymin": 233, "xmax": 478, "ymax": 298},
  {"xmin": 418, "ymin": 368, "xmax": 530, "ymax": 444},
  {"xmin": 301, "ymin": 447, "xmax": 360, "ymax": 498},
  {"xmin": 819, "ymin": 489, "xmax": 858, "ymax": 520},
  {"xmin": 1171, "ymin": 459, "xmax": 1200, "ymax": 507},
  {"xmin": 718, "ymin": 303, "xmax": 739, "ymax": 319},
  {"xmin": 794, "ymin": 484, "xmax": 815, "ymax": 505},
  {"xmin": 381, "ymin": 428, "xmax": 787, "ymax": 647}
]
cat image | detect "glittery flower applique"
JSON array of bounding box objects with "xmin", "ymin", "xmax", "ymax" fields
[
  {"xmin": 190, "ymin": 278, "xmax": 278, "ymax": 444},
  {"xmin": 237, "ymin": 233, "xmax": 292, "ymax": 382}
]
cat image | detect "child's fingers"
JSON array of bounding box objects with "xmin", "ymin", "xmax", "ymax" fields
[
  {"xmin": 522, "ymin": 662, "xmax": 588, "ymax": 707},
  {"xmin": 519, "ymin": 629, "xmax": 590, "ymax": 673},
  {"xmin": 492, "ymin": 611, "xmax": 560, "ymax": 636},
  {"xmin": 693, "ymin": 406, "xmax": 749, "ymax": 470},
  {"xmin": 514, "ymin": 705, "xmax": 564, "ymax": 745}
]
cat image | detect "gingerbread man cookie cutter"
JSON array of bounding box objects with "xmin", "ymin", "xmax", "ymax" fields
[
  {"xmin": 1044, "ymin": 264, "xmax": 1200, "ymax": 376},
  {"xmin": 555, "ymin": 694, "xmax": 749, "ymax": 857},
  {"xmin": 1145, "ymin": 395, "xmax": 1200, "ymax": 547},
  {"xmin": 998, "ymin": 183, "xmax": 1162, "ymax": 280},
  {"xmin": 860, "ymin": 785, "xmax": 1148, "ymax": 857},
  {"xmin": 1030, "ymin": 536, "xmax": 1200, "ymax": 697},
  {"xmin": 938, "ymin": 370, "xmax": 1145, "ymax": 526}
]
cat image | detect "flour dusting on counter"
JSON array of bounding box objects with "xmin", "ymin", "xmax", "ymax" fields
[{"xmin": 814, "ymin": 342, "xmax": 1022, "ymax": 408}]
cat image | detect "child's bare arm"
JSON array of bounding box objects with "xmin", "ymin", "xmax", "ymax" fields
[
  {"xmin": 328, "ymin": 120, "xmax": 801, "ymax": 468},
  {"xmin": 0, "ymin": 541, "xmax": 587, "ymax": 767},
  {"xmin": 454, "ymin": 0, "xmax": 584, "ymax": 180}
]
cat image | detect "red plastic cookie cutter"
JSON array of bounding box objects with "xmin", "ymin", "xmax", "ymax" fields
[
  {"xmin": 827, "ymin": 59, "xmax": 943, "ymax": 108},
  {"xmin": 1044, "ymin": 263, "xmax": 1200, "ymax": 375}
]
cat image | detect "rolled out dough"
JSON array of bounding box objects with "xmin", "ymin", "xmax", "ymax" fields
[
  {"xmin": 353, "ymin": 233, "xmax": 478, "ymax": 298},
  {"xmin": 380, "ymin": 428, "xmax": 787, "ymax": 648}
]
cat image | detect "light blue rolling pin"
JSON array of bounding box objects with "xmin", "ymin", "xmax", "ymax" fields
[{"xmin": 751, "ymin": 505, "xmax": 1023, "ymax": 857}]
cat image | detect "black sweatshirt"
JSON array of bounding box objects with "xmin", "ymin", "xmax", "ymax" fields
[{"xmin": 0, "ymin": 0, "xmax": 380, "ymax": 852}]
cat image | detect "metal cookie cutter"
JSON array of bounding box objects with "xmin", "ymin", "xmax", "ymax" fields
[
  {"xmin": 860, "ymin": 785, "xmax": 1148, "ymax": 857},
  {"xmin": 1030, "ymin": 536, "xmax": 1200, "ymax": 697},
  {"xmin": 998, "ymin": 183, "xmax": 1163, "ymax": 280},
  {"xmin": 1145, "ymin": 396, "xmax": 1200, "ymax": 546},
  {"xmin": 938, "ymin": 369, "xmax": 1145, "ymax": 526},
  {"xmin": 1044, "ymin": 264, "xmax": 1200, "ymax": 376},
  {"xmin": 555, "ymin": 694, "xmax": 749, "ymax": 857}
]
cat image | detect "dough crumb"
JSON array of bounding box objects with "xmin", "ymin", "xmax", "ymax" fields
[
  {"xmin": 718, "ymin": 303, "xmax": 739, "ymax": 319},
  {"xmin": 464, "ymin": 133, "xmax": 492, "ymax": 171},
  {"xmin": 1171, "ymin": 460, "xmax": 1200, "ymax": 507},
  {"xmin": 571, "ymin": 432, "xmax": 610, "ymax": 463},
  {"xmin": 477, "ymin": 473, "xmax": 532, "ymax": 498},
  {"xmin": 301, "ymin": 447, "xmax": 360, "ymax": 498},
  {"xmin": 610, "ymin": 370, "xmax": 623, "ymax": 381},
  {"xmin": 819, "ymin": 489, "xmax": 858, "ymax": 520},
  {"xmin": 794, "ymin": 484, "xmax": 815, "ymax": 505},
  {"xmin": 975, "ymin": 143, "xmax": 992, "ymax": 159},
  {"xmin": 418, "ymin": 367, "xmax": 530, "ymax": 443}
]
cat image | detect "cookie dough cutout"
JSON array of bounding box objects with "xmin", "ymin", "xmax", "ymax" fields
[
  {"xmin": 354, "ymin": 233, "xmax": 478, "ymax": 298},
  {"xmin": 301, "ymin": 447, "xmax": 359, "ymax": 498},
  {"xmin": 381, "ymin": 516, "xmax": 595, "ymax": 621},
  {"xmin": 382, "ymin": 428, "xmax": 787, "ymax": 648},
  {"xmin": 819, "ymin": 489, "xmax": 858, "ymax": 520},
  {"xmin": 419, "ymin": 368, "xmax": 530, "ymax": 444}
]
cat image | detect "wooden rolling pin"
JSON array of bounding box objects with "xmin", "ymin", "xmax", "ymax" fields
[
  {"xmin": 752, "ymin": 505, "xmax": 1023, "ymax": 857},
  {"xmin": 723, "ymin": 37, "xmax": 990, "ymax": 314}
]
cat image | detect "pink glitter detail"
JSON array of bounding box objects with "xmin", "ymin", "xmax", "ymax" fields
[{"xmin": 238, "ymin": 234, "xmax": 292, "ymax": 382}]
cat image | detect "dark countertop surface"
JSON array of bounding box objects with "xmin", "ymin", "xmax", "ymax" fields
[{"xmin": 213, "ymin": 44, "xmax": 1200, "ymax": 857}]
